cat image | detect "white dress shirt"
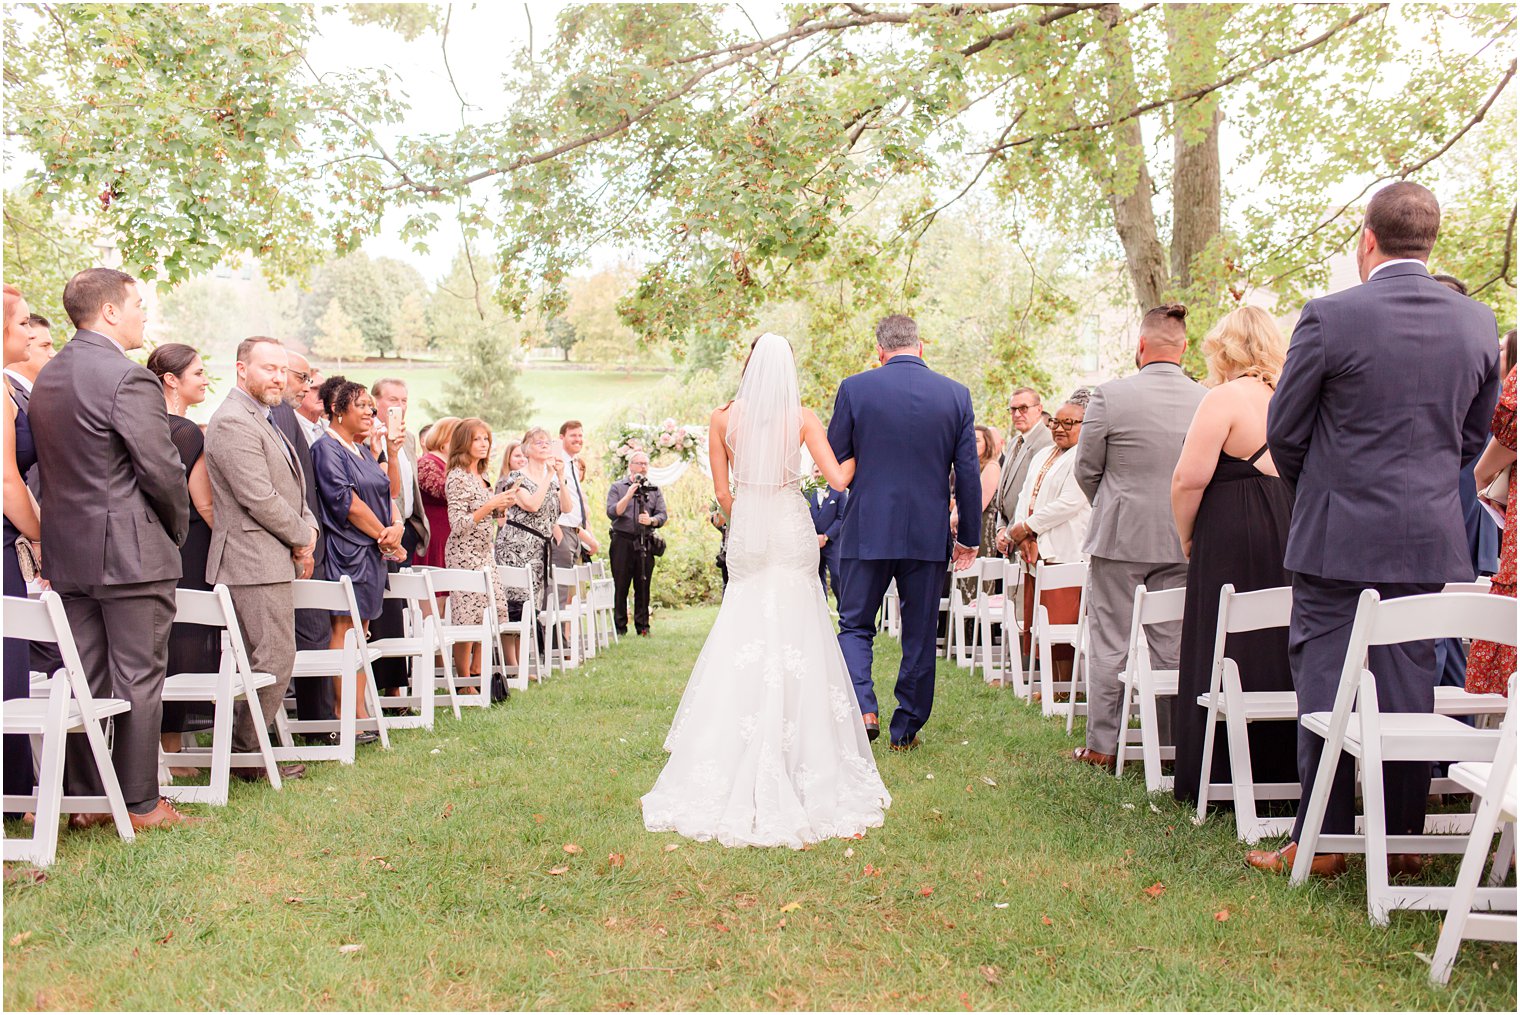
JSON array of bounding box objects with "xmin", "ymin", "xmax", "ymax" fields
[
  {"xmin": 557, "ymin": 455, "xmax": 585, "ymax": 529},
  {"xmin": 1367, "ymin": 258, "xmax": 1427, "ymax": 280},
  {"xmin": 296, "ymin": 412, "xmax": 324, "ymax": 447},
  {"xmin": 395, "ymin": 444, "xmax": 415, "ymax": 519},
  {"xmin": 3, "ymin": 369, "xmax": 33, "ymax": 395},
  {"xmin": 1013, "ymin": 446, "xmax": 1091, "ymax": 566}
]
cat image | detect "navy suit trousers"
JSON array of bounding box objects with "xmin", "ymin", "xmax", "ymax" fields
[
  {"xmin": 838, "ymin": 557, "xmax": 944, "ymax": 744},
  {"xmin": 1288, "ymin": 572, "xmax": 1440, "ymax": 842}
]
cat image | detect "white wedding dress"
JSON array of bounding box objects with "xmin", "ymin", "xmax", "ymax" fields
[{"xmin": 640, "ymin": 335, "xmax": 891, "ymax": 848}]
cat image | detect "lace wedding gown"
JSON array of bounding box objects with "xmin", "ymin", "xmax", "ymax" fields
[{"xmin": 640, "ymin": 337, "xmax": 891, "ymax": 848}]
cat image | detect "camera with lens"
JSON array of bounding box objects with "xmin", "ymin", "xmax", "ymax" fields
[{"xmin": 633, "ymin": 474, "xmax": 658, "ymax": 491}]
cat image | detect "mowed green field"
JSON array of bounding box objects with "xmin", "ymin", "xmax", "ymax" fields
[
  {"xmin": 190, "ymin": 363, "xmax": 669, "ymax": 435},
  {"xmin": 3, "ymin": 608, "xmax": 1514, "ymax": 1010}
]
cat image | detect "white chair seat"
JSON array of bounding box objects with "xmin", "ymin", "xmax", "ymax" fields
[
  {"xmin": 1434, "ymin": 686, "xmax": 1511, "ymax": 716},
  {"xmin": 1448, "ymin": 762, "xmax": 1518, "ymax": 818},
  {"xmin": 291, "ymin": 646, "xmax": 383, "ymax": 676},
  {"xmin": 162, "ymin": 670, "xmax": 277, "ymax": 700},
  {"xmin": 365, "ymin": 636, "xmax": 434, "ymax": 655},
  {"xmin": 1196, "ymin": 689, "xmax": 1298, "ymax": 721},
  {"xmin": 4, "ymin": 695, "xmax": 131, "ymax": 734},
  {"xmin": 1302, "ymin": 710, "xmax": 1501, "ymax": 762}
]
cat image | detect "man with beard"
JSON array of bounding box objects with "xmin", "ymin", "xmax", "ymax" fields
[{"xmin": 204, "ymin": 336, "xmax": 317, "ymax": 782}]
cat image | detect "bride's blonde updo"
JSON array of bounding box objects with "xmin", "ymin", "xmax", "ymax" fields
[{"xmin": 1200, "ymin": 306, "xmax": 1287, "ymax": 389}]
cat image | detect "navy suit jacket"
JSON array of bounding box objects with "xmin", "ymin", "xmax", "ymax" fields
[
  {"xmin": 827, "ymin": 355, "xmax": 980, "ymax": 561},
  {"xmin": 807, "ymin": 486, "xmax": 847, "ymax": 555},
  {"xmin": 1267, "ymin": 261, "xmax": 1499, "ymax": 584}
]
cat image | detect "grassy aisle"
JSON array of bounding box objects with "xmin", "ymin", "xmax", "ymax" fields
[{"xmin": 3, "ymin": 607, "xmax": 1514, "ymax": 1010}]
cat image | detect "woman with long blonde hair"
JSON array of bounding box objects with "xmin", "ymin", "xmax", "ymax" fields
[{"xmin": 1169, "ymin": 305, "xmax": 1297, "ymax": 806}]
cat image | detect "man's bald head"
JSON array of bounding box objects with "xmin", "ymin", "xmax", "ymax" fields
[
  {"xmin": 1136, "ymin": 303, "xmax": 1188, "ymax": 367},
  {"xmin": 283, "ymin": 349, "xmax": 314, "ymax": 405}
]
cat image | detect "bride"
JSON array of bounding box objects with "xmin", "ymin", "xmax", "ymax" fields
[{"xmin": 640, "ymin": 333, "xmax": 891, "ymax": 848}]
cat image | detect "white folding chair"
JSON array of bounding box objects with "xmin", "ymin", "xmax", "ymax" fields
[
  {"xmin": 275, "ymin": 576, "xmax": 391, "ymax": 763},
  {"xmin": 496, "ymin": 563, "xmax": 545, "ymax": 689},
  {"xmin": 967, "ymin": 560, "xmax": 1008, "ymax": 683},
  {"xmin": 1194, "ymin": 584, "xmax": 1302, "ymax": 842},
  {"xmin": 589, "ymin": 560, "xmax": 617, "ymax": 649},
  {"xmin": 3, "ymin": 592, "xmax": 134, "ymax": 865},
  {"xmin": 937, "ymin": 562, "xmax": 953, "ymax": 658},
  {"xmin": 1292, "ymin": 591, "xmax": 1518, "ymax": 924},
  {"xmin": 946, "ymin": 560, "xmax": 981, "ymax": 669},
  {"xmin": 369, "ymin": 569, "xmax": 452, "ymax": 727},
  {"xmin": 427, "ymin": 566, "xmax": 504, "ymax": 706},
  {"xmin": 159, "ymin": 585, "xmax": 282, "ymax": 804},
  {"xmin": 574, "ymin": 563, "xmax": 597, "ymax": 660},
  {"xmin": 1114, "ymin": 584, "xmax": 1185, "ymax": 792},
  {"xmin": 1025, "ymin": 560, "xmax": 1089, "ymax": 717},
  {"xmin": 1429, "ymin": 685, "xmax": 1517, "ymax": 985},
  {"xmin": 549, "ymin": 565, "xmax": 588, "ymax": 670},
  {"xmin": 881, "ymin": 579, "xmax": 902, "ymax": 639}
]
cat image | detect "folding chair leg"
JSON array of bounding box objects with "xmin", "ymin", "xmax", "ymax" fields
[
  {"xmin": 1429, "ymin": 781, "xmax": 1510, "ymax": 984},
  {"xmin": 248, "ymin": 689, "xmax": 282, "ymax": 789},
  {"xmin": 1138, "ymin": 674, "xmax": 1165, "ymax": 793},
  {"xmin": 360, "ymin": 659, "xmax": 390, "ymax": 749},
  {"xmin": 25, "ymin": 681, "xmax": 70, "ymax": 866},
  {"xmin": 1359, "ymin": 718, "xmax": 1393, "ymax": 926},
  {"xmin": 206, "ymin": 683, "xmax": 235, "ymax": 806},
  {"xmin": 1490, "ymin": 821, "xmax": 1515, "ymax": 885},
  {"xmin": 339, "ymin": 660, "xmax": 357, "ymax": 765},
  {"xmin": 1196, "ymin": 700, "xmax": 1221, "ymax": 827},
  {"xmin": 1114, "ymin": 668, "xmax": 1136, "ymax": 776},
  {"xmin": 438, "ymin": 645, "xmax": 462, "ymax": 719}
]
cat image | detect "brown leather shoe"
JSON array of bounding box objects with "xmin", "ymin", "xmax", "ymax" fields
[
  {"xmin": 1244, "ymin": 841, "xmax": 1346, "ymax": 878},
  {"xmin": 862, "ymin": 713, "xmax": 880, "ymax": 741},
  {"xmin": 1069, "ymin": 747, "xmax": 1116, "ymax": 771},
  {"xmin": 1387, "ymin": 853, "xmax": 1425, "ymax": 878},
  {"xmin": 67, "ymin": 811, "xmax": 115, "ymax": 831},
  {"xmin": 232, "ymin": 763, "xmax": 307, "ymax": 784},
  {"xmin": 128, "ymin": 798, "xmax": 206, "ymax": 831},
  {"xmin": 889, "ymin": 736, "xmax": 921, "ymax": 752}
]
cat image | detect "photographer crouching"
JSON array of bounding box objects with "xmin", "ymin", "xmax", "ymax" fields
[{"xmin": 606, "ymin": 451, "xmax": 668, "ymax": 637}]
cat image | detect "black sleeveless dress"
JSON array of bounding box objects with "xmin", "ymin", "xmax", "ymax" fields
[
  {"xmin": 3, "ymin": 392, "xmax": 37, "ymax": 810},
  {"xmin": 161, "ymin": 415, "xmax": 216, "ymax": 734},
  {"xmin": 1172, "ymin": 446, "xmax": 1297, "ymax": 806}
]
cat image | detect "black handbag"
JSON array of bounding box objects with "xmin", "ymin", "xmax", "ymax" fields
[{"xmin": 650, "ymin": 531, "xmax": 667, "ymax": 557}]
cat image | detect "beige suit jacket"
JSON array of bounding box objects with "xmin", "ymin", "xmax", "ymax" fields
[{"xmin": 204, "ymin": 386, "xmax": 318, "ymax": 585}]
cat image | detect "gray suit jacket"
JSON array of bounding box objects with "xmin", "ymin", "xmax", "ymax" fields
[
  {"xmin": 204, "ymin": 387, "xmax": 318, "ymax": 586},
  {"xmin": 29, "ymin": 329, "xmax": 188, "ymax": 585},
  {"xmin": 1268, "ymin": 261, "xmax": 1499, "ymax": 583},
  {"xmin": 993, "ymin": 421, "xmax": 1053, "ymax": 528},
  {"xmin": 394, "ymin": 433, "xmax": 430, "ymax": 554},
  {"xmin": 1076, "ymin": 362, "xmax": 1206, "ymax": 564}
]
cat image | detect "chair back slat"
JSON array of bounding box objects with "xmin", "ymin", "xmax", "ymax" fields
[
  {"xmin": 384, "ymin": 570, "xmax": 435, "ymax": 601},
  {"xmin": 1137, "ymin": 586, "xmax": 1186, "ymax": 625},
  {"xmin": 496, "ymin": 564, "xmax": 534, "ymax": 594},
  {"xmin": 4, "ymin": 595, "xmax": 58, "ymax": 643},
  {"xmin": 292, "ymin": 576, "xmax": 357, "ymax": 613},
  {"xmin": 3, "ymin": 592, "xmax": 98, "ymax": 704},
  {"xmin": 174, "ymin": 587, "xmax": 230, "ymax": 628},
  {"xmin": 425, "ymin": 567, "xmax": 491, "ymax": 596},
  {"xmin": 1034, "ymin": 560, "xmax": 1087, "ymax": 593},
  {"xmin": 1365, "ymin": 592, "xmax": 1517, "ymax": 648},
  {"xmin": 1222, "ymin": 585, "xmax": 1293, "ymax": 634}
]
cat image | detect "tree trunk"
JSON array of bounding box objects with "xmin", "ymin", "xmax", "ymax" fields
[
  {"xmin": 1089, "ymin": 4, "xmax": 1169, "ymax": 313},
  {"xmin": 1166, "ymin": 4, "xmax": 1227, "ymax": 289}
]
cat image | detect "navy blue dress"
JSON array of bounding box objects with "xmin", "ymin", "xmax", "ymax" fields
[
  {"xmin": 310, "ymin": 433, "xmax": 391, "ymax": 621},
  {"xmin": 4, "ymin": 391, "xmax": 37, "ymax": 807}
]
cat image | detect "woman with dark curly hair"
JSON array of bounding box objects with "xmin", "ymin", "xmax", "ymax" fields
[{"xmin": 309, "ymin": 375, "xmax": 404, "ymax": 727}]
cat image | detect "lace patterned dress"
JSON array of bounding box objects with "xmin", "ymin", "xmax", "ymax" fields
[
  {"xmin": 443, "ymin": 467, "xmax": 511, "ymax": 625},
  {"xmin": 641, "ymin": 477, "xmax": 892, "ymax": 848}
]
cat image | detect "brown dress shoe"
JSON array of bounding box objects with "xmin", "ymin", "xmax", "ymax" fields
[
  {"xmin": 862, "ymin": 713, "xmax": 880, "ymax": 741},
  {"xmin": 231, "ymin": 763, "xmax": 306, "ymax": 783},
  {"xmin": 1387, "ymin": 853, "xmax": 1425, "ymax": 878},
  {"xmin": 889, "ymin": 736, "xmax": 921, "ymax": 752},
  {"xmin": 1069, "ymin": 747, "xmax": 1116, "ymax": 771},
  {"xmin": 1244, "ymin": 841, "xmax": 1346, "ymax": 878},
  {"xmin": 67, "ymin": 811, "xmax": 115, "ymax": 831},
  {"xmin": 129, "ymin": 798, "xmax": 206, "ymax": 831}
]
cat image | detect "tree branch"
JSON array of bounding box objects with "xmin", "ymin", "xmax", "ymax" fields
[{"xmin": 1470, "ymin": 205, "xmax": 1517, "ymax": 296}]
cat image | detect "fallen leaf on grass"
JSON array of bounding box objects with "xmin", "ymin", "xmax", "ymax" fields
[
  {"xmin": 735, "ymin": 894, "xmax": 759, "ymax": 908},
  {"xmin": 367, "ymin": 855, "xmax": 396, "ymax": 871},
  {"xmin": 662, "ymin": 843, "xmax": 680, "ymax": 852},
  {"xmin": 1214, "ymin": 909, "xmax": 1230, "ymax": 922},
  {"xmin": 1148, "ymin": 802, "xmax": 1162, "ymax": 814},
  {"xmin": 429, "ymin": 748, "xmax": 441, "ymax": 755},
  {"xmin": 1142, "ymin": 882, "xmax": 1166, "ymax": 900},
  {"xmin": 979, "ymin": 964, "xmax": 1000, "ymax": 986},
  {"xmin": 959, "ymin": 990, "xmax": 973, "ymax": 1010},
  {"xmin": 844, "ymin": 847, "xmax": 855, "ymax": 858},
  {"xmin": 545, "ymin": 949, "xmax": 559, "ymax": 958},
  {"xmin": 563, "ymin": 843, "xmax": 584, "ymax": 855},
  {"xmin": 533, "ymin": 814, "xmax": 545, "ymax": 824},
  {"xmin": 1041, "ymin": 915, "xmax": 1053, "ymax": 926},
  {"xmin": 918, "ymin": 885, "xmax": 934, "ymax": 897},
  {"xmin": 980, "ymin": 776, "xmax": 997, "ymax": 787},
  {"xmin": 863, "ymin": 864, "xmax": 883, "ymax": 877},
  {"xmin": 284, "ymin": 896, "xmax": 310, "ymax": 905},
  {"xmin": 713, "ymin": 922, "xmax": 730, "ymax": 933},
  {"xmin": 547, "ymin": 865, "xmax": 570, "ymax": 876},
  {"xmin": 992, "ymin": 902, "xmax": 1009, "ymax": 909},
  {"xmin": 8, "ymin": 932, "xmax": 32, "ymax": 947},
  {"xmin": 439, "ymin": 803, "xmax": 454, "ymax": 819},
  {"xmin": 608, "ymin": 852, "xmax": 625, "ymax": 868},
  {"xmin": 779, "ymin": 901, "xmax": 802, "ymax": 913},
  {"xmin": 156, "ymin": 931, "xmax": 173, "ymax": 945},
  {"xmin": 338, "ymin": 943, "xmax": 363, "ymax": 955},
  {"xmin": 1121, "ymin": 803, "xmax": 1135, "ymax": 810}
]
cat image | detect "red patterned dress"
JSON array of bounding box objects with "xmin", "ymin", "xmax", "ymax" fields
[{"xmin": 1466, "ymin": 365, "xmax": 1517, "ymax": 696}]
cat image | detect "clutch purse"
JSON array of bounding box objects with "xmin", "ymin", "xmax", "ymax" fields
[
  {"xmin": 1481, "ymin": 466, "xmax": 1510, "ymax": 509},
  {"xmin": 15, "ymin": 538, "xmax": 40, "ymax": 584}
]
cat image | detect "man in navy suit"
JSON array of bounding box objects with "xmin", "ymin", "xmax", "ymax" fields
[
  {"xmin": 1250, "ymin": 182, "xmax": 1500, "ymax": 878},
  {"xmin": 829, "ymin": 315, "xmax": 980, "ymax": 748},
  {"xmin": 806, "ymin": 464, "xmax": 847, "ymax": 602}
]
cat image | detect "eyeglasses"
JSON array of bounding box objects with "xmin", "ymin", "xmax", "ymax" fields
[
  {"xmin": 290, "ymin": 370, "xmax": 312, "ymax": 384},
  {"xmin": 1047, "ymin": 418, "xmax": 1082, "ymax": 432},
  {"xmin": 1009, "ymin": 403, "xmax": 1039, "ymax": 415}
]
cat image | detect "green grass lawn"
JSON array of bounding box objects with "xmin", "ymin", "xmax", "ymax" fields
[{"xmin": 3, "ymin": 607, "xmax": 1514, "ymax": 1010}]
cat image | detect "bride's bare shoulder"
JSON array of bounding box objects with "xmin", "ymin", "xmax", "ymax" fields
[{"xmin": 710, "ymin": 401, "xmax": 734, "ymax": 429}]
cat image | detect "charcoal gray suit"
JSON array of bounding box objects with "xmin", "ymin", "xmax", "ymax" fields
[
  {"xmin": 1267, "ymin": 260, "xmax": 1499, "ymax": 842},
  {"xmin": 29, "ymin": 329, "xmax": 189, "ymax": 810},
  {"xmin": 993, "ymin": 421, "xmax": 1053, "ymax": 532},
  {"xmin": 1074, "ymin": 361, "xmax": 1206, "ymax": 756},
  {"xmin": 270, "ymin": 400, "xmax": 335, "ymax": 722}
]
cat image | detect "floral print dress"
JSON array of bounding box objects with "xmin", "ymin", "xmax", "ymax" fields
[
  {"xmin": 494, "ymin": 468, "xmax": 560, "ymax": 611},
  {"xmin": 444, "ymin": 467, "xmax": 511, "ymax": 625},
  {"xmin": 1467, "ymin": 366, "xmax": 1517, "ymax": 696}
]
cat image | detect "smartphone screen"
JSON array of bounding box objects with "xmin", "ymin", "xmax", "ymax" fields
[{"xmin": 387, "ymin": 405, "xmax": 403, "ymax": 433}]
